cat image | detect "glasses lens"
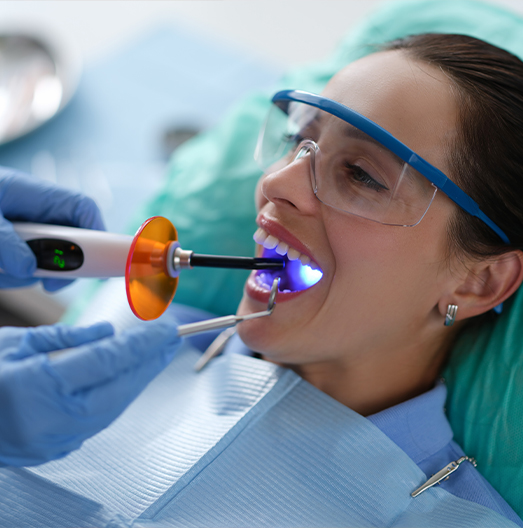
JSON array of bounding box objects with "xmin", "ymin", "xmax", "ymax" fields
[
  {"xmin": 256, "ymin": 101, "xmax": 317, "ymax": 172},
  {"xmin": 126, "ymin": 216, "xmax": 178, "ymax": 320},
  {"xmin": 256, "ymin": 100, "xmax": 437, "ymax": 227}
]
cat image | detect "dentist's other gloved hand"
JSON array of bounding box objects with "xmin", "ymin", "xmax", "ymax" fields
[
  {"xmin": 0, "ymin": 320, "xmax": 181, "ymax": 467},
  {"xmin": 0, "ymin": 167, "xmax": 105, "ymax": 291}
]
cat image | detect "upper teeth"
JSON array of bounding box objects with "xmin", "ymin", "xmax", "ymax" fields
[{"xmin": 253, "ymin": 228, "xmax": 318, "ymax": 269}]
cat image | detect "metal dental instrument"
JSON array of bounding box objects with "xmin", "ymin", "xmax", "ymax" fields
[
  {"xmin": 49, "ymin": 280, "xmax": 279, "ymax": 364},
  {"xmin": 179, "ymin": 277, "xmax": 279, "ymax": 338},
  {"xmin": 193, "ymin": 327, "xmax": 237, "ymax": 372},
  {"xmin": 193, "ymin": 271, "xmax": 283, "ymax": 372}
]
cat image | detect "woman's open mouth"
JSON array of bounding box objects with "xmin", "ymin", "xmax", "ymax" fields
[{"xmin": 247, "ymin": 227, "xmax": 323, "ymax": 301}]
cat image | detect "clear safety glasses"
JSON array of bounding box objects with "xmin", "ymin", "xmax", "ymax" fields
[{"xmin": 255, "ymin": 90, "xmax": 509, "ymax": 244}]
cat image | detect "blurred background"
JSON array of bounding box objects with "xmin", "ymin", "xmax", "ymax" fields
[
  {"xmin": 0, "ymin": 0, "xmax": 520, "ymax": 326},
  {"xmin": 2, "ymin": 0, "xmax": 522, "ymax": 69}
]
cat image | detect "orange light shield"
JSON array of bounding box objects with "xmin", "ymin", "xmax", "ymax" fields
[{"xmin": 125, "ymin": 216, "xmax": 178, "ymax": 320}]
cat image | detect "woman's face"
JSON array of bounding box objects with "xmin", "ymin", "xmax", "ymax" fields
[{"xmin": 237, "ymin": 49, "xmax": 460, "ymax": 367}]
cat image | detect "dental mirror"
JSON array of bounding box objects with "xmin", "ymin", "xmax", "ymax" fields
[
  {"xmin": 0, "ymin": 32, "xmax": 80, "ymax": 144},
  {"xmin": 267, "ymin": 278, "xmax": 278, "ymax": 312},
  {"xmin": 178, "ymin": 277, "xmax": 279, "ymax": 338},
  {"xmin": 48, "ymin": 279, "xmax": 280, "ymax": 365}
]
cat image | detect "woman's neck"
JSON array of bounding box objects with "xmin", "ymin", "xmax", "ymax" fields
[{"xmin": 275, "ymin": 328, "xmax": 457, "ymax": 416}]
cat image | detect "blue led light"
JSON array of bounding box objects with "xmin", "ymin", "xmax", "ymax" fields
[
  {"xmin": 260, "ymin": 247, "xmax": 323, "ymax": 290},
  {"xmin": 299, "ymin": 264, "xmax": 323, "ymax": 287}
]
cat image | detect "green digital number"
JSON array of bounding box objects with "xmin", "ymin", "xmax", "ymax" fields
[{"xmin": 54, "ymin": 249, "xmax": 65, "ymax": 269}]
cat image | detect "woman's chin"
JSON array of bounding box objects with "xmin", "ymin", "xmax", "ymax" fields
[
  {"xmin": 236, "ymin": 270, "xmax": 326, "ymax": 361},
  {"xmin": 236, "ymin": 295, "xmax": 274, "ymax": 352}
]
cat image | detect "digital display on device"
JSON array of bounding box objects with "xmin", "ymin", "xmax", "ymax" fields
[{"xmin": 26, "ymin": 238, "xmax": 84, "ymax": 271}]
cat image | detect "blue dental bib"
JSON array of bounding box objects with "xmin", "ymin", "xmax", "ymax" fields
[{"xmin": 0, "ymin": 342, "xmax": 517, "ymax": 528}]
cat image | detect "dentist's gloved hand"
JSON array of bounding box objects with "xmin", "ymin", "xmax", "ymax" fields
[
  {"xmin": 0, "ymin": 320, "xmax": 182, "ymax": 467},
  {"xmin": 0, "ymin": 167, "xmax": 105, "ymax": 291}
]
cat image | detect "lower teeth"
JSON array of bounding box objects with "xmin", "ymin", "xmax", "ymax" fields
[
  {"xmin": 256, "ymin": 272, "xmax": 287, "ymax": 292},
  {"xmin": 255, "ymin": 273, "xmax": 272, "ymax": 290}
]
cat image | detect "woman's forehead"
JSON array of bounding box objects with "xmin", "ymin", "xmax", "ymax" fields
[{"xmin": 321, "ymin": 50, "xmax": 458, "ymax": 161}]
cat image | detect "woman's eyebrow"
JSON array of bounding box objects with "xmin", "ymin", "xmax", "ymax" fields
[{"xmin": 342, "ymin": 123, "xmax": 406, "ymax": 168}]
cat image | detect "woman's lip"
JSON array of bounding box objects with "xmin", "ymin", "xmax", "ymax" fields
[
  {"xmin": 246, "ymin": 271, "xmax": 309, "ymax": 303},
  {"xmin": 256, "ymin": 214, "xmax": 316, "ymax": 264}
]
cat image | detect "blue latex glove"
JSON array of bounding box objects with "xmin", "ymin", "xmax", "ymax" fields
[
  {"xmin": 0, "ymin": 167, "xmax": 105, "ymax": 291},
  {"xmin": 0, "ymin": 320, "xmax": 181, "ymax": 467}
]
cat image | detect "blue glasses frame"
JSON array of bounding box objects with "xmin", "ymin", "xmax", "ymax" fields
[{"xmin": 272, "ymin": 89, "xmax": 510, "ymax": 245}]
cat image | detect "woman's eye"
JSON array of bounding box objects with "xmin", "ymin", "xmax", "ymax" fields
[{"xmin": 345, "ymin": 163, "xmax": 389, "ymax": 192}]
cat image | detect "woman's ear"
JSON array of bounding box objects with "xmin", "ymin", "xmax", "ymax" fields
[{"xmin": 438, "ymin": 250, "xmax": 523, "ymax": 321}]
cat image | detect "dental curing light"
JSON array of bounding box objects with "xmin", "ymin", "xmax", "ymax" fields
[{"xmin": 12, "ymin": 216, "xmax": 284, "ymax": 320}]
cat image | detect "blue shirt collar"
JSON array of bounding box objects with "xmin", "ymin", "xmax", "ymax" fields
[{"xmin": 367, "ymin": 381, "xmax": 453, "ymax": 464}]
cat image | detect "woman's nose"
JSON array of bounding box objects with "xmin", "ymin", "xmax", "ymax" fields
[{"xmin": 259, "ymin": 153, "xmax": 320, "ymax": 214}]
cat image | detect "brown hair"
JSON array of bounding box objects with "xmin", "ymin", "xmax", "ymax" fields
[{"xmin": 385, "ymin": 34, "xmax": 523, "ymax": 260}]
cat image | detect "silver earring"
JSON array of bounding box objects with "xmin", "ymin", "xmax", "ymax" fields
[{"xmin": 444, "ymin": 304, "xmax": 458, "ymax": 327}]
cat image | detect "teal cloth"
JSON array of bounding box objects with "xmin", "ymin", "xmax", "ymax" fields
[
  {"xmin": 65, "ymin": 0, "xmax": 523, "ymax": 517},
  {"xmin": 444, "ymin": 288, "xmax": 523, "ymax": 517},
  {"xmin": 0, "ymin": 342, "xmax": 518, "ymax": 527}
]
